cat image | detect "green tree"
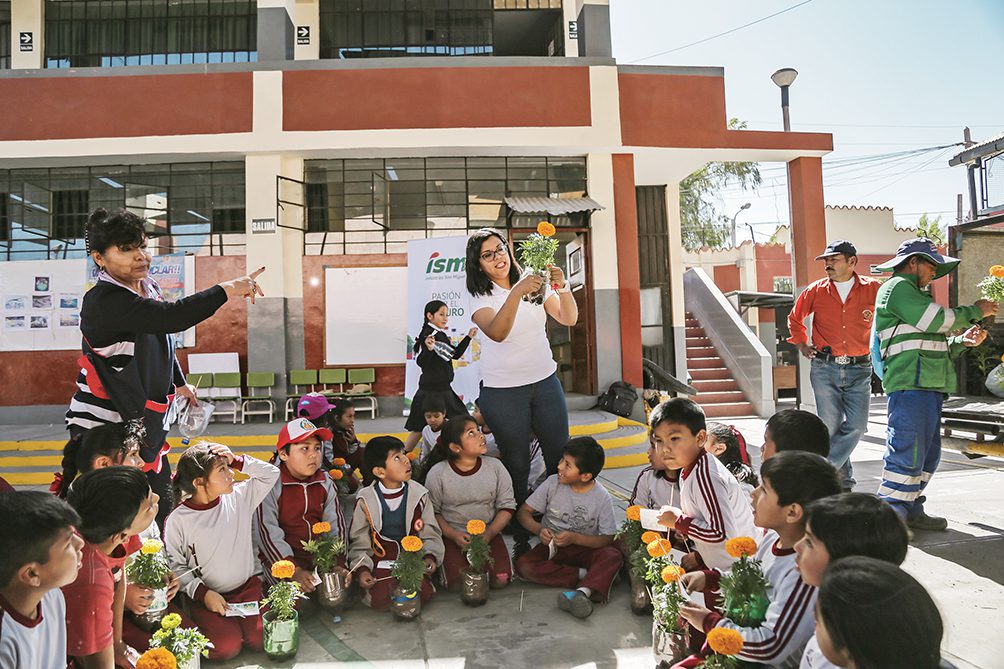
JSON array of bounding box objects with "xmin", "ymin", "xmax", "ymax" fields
[
  {"xmin": 915, "ymin": 213, "xmax": 946, "ymax": 246},
  {"xmin": 680, "ymin": 119, "xmax": 762, "ymax": 250}
]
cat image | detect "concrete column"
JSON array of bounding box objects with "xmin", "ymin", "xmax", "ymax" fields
[
  {"xmin": 575, "ymin": 0, "xmax": 612, "ymax": 58},
  {"xmin": 563, "ymin": 1, "xmax": 580, "ymax": 57},
  {"xmin": 293, "ymin": 0, "xmax": 320, "ymax": 61},
  {"xmin": 587, "ymin": 153, "xmax": 621, "ymax": 390},
  {"xmin": 612, "ymin": 153, "xmax": 643, "ymax": 389},
  {"xmin": 11, "ymin": 0, "xmax": 44, "ymax": 69},
  {"xmin": 665, "ymin": 183, "xmax": 688, "ymax": 381},
  {"xmin": 257, "ymin": 0, "xmax": 295, "ymax": 61}
]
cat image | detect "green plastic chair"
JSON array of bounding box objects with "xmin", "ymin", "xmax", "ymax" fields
[
  {"xmin": 285, "ymin": 369, "xmax": 319, "ymax": 420},
  {"xmin": 185, "ymin": 372, "xmax": 214, "ymax": 392},
  {"xmin": 318, "ymin": 368, "xmax": 347, "ymax": 397},
  {"xmin": 212, "ymin": 372, "xmax": 243, "ymax": 423},
  {"xmin": 242, "ymin": 372, "xmax": 276, "ymax": 424},
  {"xmin": 344, "ymin": 368, "xmax": 378, "ymax": 418}
]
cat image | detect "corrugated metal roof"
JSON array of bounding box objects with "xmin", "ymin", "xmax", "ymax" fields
[
  {"xmin": 504, "ymin": 196, "xmax": 605, "ymax": 215},
  {"xmin": 949, "ymin": 131, "xmax": 1004, "ymax": 166}
]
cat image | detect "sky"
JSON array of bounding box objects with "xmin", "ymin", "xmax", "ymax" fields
[{"xmin": 609, "ymin": 0, "xmax": 1004, "ymax": 240}]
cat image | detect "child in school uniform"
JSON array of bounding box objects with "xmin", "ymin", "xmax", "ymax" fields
[
  {"xmin": 424, "ymin": 416, "xmax": 517, "ymax": 590},
  {"xmin": 630, "ymin": 437, "xmax": 679, "ymax": 510},
  {"xmin": 255, "ymin": 418, "xmax": 347, "ymax": 596},
  {"xmin": 0, "ymin": 492, "xmax": 84, "ymax": 669},
  {"xmin": 63, "ymin": 467, "xmax": 160, "ymax": 668},
  {"xmin": 677, "ymin": 451, "xmax": 842, "ymax": 669},
  {"xmin": 164, "ymin": 443, "xmax": 280, "ymax": 661},
  {"xmin": 515, "ymin": 437, "xmax": 623, "ymax": 619},
  {"xmin": 419, "ymin": 396, "xmax": 447, "ymax": 461},
  {"xmin": 298, "ymin": 394, "xmax": 366, "ymax": 491},
  {"xmin": 705, "ymin": 422, "xmax": 758, "ymax": 500},
  {"xmin": 349, "ymin": 436, "xmax": 445, "ymax": 611},
  {"xmin": 654, "ymin": 399, "xmax": 757, "ymax": 572}
]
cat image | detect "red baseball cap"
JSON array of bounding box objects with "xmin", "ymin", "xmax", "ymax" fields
[{"xmin": 277, "ymin": 418, "xmax": 333, "ymax": 451}]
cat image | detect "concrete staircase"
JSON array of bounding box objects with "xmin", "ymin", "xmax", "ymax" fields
[{"xmin": 686, "ymin": 313, "xmax": 756, "ymax": 418}]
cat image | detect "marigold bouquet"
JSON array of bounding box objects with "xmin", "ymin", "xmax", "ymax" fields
[
  {"xmin": 643, "ymin": 537, "xmax": 688, "ymax": 642},
  {"xmin": 125, "ymin": 539, "xmax": 171, "ymax": 591},
  {"xmin": 136, "ymin": 647, "xmax": 177, "ymax": 669},
  {"xmin": 261, "ymin": 560, "xmax": 305, "ymax": 622},
  {"xmin": 302, "ymin": 521, "xmax": 345, "ymax": 575},
  {"xmin": 392, "ymin": 535, "xmax": 427, "ymax": 593},
  {"xmin": 718, "ymin": 537, "xmax": 769, "ymax": 627},
  {"xmin": 700, "ymin": 627, "xmax": 745, "ymax": 668},
  {"xmin": 329, "ymin": 459, "xmax": 353, "ymax": 494},
  {"xmin": 148, "ymin": 613, "xmax": 212, "ymax": 666},
  {"xmin": 462, "ymin": 519, "xmax": 493, "ymax": 573},
  {"xmin": 979, "ymin": 265, "xmax": 1004, "ymax": 304},
  {"xmin": 518, "ymin": 222, "xmax": 559, "ymax": 304}
]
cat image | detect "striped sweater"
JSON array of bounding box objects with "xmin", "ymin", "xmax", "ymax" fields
[
  {"xmin": 874, "ymin": 273, "xmax": 981, "ymax": 394},
  {"xmin": 65, "ymin": 276, "xmax": 227, "ymax": 462}
]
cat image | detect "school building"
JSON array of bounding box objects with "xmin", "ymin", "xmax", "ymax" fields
[{"xmin": 0, "ymin": 0, "xmax": 833, "ymax": 423}]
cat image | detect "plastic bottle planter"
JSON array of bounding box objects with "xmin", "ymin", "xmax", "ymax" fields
[
  {"xmin": 133, "ymin": 587, "xmax": 169, "ymax": 632},
  {"xmin": 389, "ymin": 586, "xmax": 422, "ymax": 621},
  {"xmin": 651, "ymin": 619, "xmax": 689, "ymax": 665},
  {"xmin": 460, "ymin": 570, "xmax": 489, "ymax": 607},
  {"xmin": 178, "ymin": 656, "xmax": 201, "ymax": 669},
  {"xmin": 262, "ymin": 610, "xmax": 299, "ymax": 660},
  {"xmin": 628, "ymin": 571, "xmax": 651, "ymax": 615},
  {"xmin": 317, "ymin": 569, "xmax": 349, "ymax": 612},
  {"xmin": 520, "ymin": 267, "xmax": 549, "ymax": 305}
]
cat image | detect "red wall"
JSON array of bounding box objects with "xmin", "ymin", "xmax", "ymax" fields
[{"xmin": 713, "ymin": 265, "xmax": 741, "ymax": 293}]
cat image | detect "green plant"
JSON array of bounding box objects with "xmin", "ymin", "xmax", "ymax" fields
[
  {"xmin": 719, "ymin": 538, "xmax": 769, "ymax": 627},
  {"xmin": 262, "ymin": 560, "xmax": 303, "ymax": 622},
  {"xmin": 392, "ymin": 535, "xmax": 427, "ymax": 593},
  {"xmin": 462, "ymin": 520, "xmax": 493, "ymax": 572},
  {"xmin": 615, "ymin": 506, "xmax": 646, "ymax": 578},
  {"xmin": 148, "ymin": 613, "xmax": 211, "ymax": 665},
  {"xmin": 302, "ymin": 522, "xmax": 345, "ymax": 575},
  {"xmin": 125, "ymin": 539, "xmax": 170, "ymax": 590},
  {"xmin": 518, "ymin": 221, "xmax": 559, "ymax": 271}
]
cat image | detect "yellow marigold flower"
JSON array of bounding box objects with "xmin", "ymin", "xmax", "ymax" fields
[
  {"xmin": 271, "ymin": 559, "xmax": 296, "ymax": 580},
  {"xmin": 726, "ymin": 537, "xmax": 758, "ymax": 559},
  {"xmin": 646, "ymin": 538, "xmax": 673, "ymax": 558},
  {"xmin": 990, "ymin": 265, "xmax": 1004, "ymax": 278},
  {"xmin": 661, "ymin": 564, "xmax": 685, "ymax": 584},
  {"xmin": 333, "ymin": 457, "xmax": 347, "ymax": 466},
  {"xmin": 136, "ymin": 647, "xmax": 177, "ymax": 669},
  {"xmin": 312, "ymin": 521, "xmax": 331, "ymax": 535},
  {"xmin": 466, "ymin": 519, "xmax": 487, "ymax": 536},
  {"xmin": 140, "ymin": 539, "xmax": 163, "ymax": 555},
  {"xmin": 640, "ymin": 531, "xmax": 661, "ymax": 545},
  {"xmin": 401, "ymin": 535, "xmax": 424, "ymax": 553},
  {"xmin": 407, "ymin": 449, "xmax": 419, "ymax": 461},
  {"xmin": 330, "ymin": 469, "xmax": 344, "ymax": 480},
  {"xmin": 625, "ymin": 505, "xmax": 642, "ymax": 522},
  {"xmin": 160, "ymin": 613, "xmax": 182, "ymax": 630},
  {"xmin": 707, "ymin": 627, "xmax": 744, "ymax": 656},
  {"xmin": 536, "ymin": 221, "xmax": 556, "ymax": 237}
]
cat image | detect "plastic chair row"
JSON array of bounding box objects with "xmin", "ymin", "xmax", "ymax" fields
[
  {"xmin": 284, "ymin": 368, "xmax": 378, "ymax": 420},
  {"xmin": 185, "ymin": 371, "xmax": 276, "ymax": 424}
]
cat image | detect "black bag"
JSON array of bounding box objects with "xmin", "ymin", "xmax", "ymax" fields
[{"xmin": 596, "ymin": 381, "xmax": 638, "ymax": 418}]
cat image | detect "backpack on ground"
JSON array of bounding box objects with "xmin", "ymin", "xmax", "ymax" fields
[{"xmin": 596, "ymin": 381, "xmax": 638, "ymax": 418}]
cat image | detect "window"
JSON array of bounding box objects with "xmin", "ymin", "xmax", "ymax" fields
[
  {"xmin": 52, "ymin": 189, "xmax": 89, "ymax": 240},
  {"xmin": 0, "ymin": 2, "xmax": 10, "ymax": 69},
  {"xmin": 44, "ymin": 0, "xmax": 256, "ymax": 69},
  {"xmin": 493, "ymin": 0, "xmax": 561, "ymax": 7}
]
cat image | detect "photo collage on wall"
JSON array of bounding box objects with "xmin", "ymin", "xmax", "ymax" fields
[{"xmin": 2, "ymin": 276, "xmax": 81, "ymax": 331}]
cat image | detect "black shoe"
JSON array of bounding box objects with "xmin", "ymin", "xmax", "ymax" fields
[
  {"xmin": 512, "ymin": 539, "xmax": 532, "ymax": 562},
  {"xmin": 907, "ymin": 510, "xmax": 948, "ymax": 531}
]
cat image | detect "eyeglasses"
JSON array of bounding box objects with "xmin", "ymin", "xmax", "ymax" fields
[{"xmin": 479, "ymin": 245, "xmax": 508, "ymax": 262}]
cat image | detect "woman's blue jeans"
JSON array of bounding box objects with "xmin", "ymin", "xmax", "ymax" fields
[{"xmin": 478, "ymin": 372, "xmax": 570, "ymax": 506}]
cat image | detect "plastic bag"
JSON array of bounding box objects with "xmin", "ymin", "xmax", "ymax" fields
[
  {"xmin": 176, "ymin": 396, "xmax": 215, "ymax": 438},
  {"xmin": 985, "ymin": 364, "xmax": 1004, "ymax": 398}
]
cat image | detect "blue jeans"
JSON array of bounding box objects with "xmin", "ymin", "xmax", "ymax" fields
[
  {"xmin": 879, "ymin": 390, "xmax": 943, "ymax": 518},
  {"xmin": 478, "ymin": 373, "xmax": 570, "ymax": 506},
  {"xmin": 810, "ymin": 358, "xmax": 872, "ymax": 487}
]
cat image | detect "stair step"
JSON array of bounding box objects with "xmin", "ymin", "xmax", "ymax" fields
[
  {"xmin": 685, "ymin": 327, "xmax": 704, "ymax": 337},
  {"xmin": 689, "ymin": 368, "xmax": 732, "ymax": 381},
  {"xmin": 686, "ymin": 346, "xmax": 718, "ymax": 358},
  {"xmin": 694, "ymin": 391, "xmax": 748, "ymax": 404},
  {"xmin": 686, "ymin": 337, "xmax": 711, "ymax": 347},
  {"xmin": 688, "ymin": 357, "xmax": 725, "ymax": 369},
  {"xmin": 691, "ymin": 379, "xmax": 740, "ymax": 393},
  {"xmin": 701, "ymin": 402, "xmax": 756, "ymax": 418}
]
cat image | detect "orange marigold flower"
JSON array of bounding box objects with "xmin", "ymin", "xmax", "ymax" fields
[
  {"xmin": 641, "ymin": 531, "xmax": 661, "ymax": 545},
  {"xmin": 330, "ymin": 469, "xmax": 344, "ymax": 480},
  {"xmin": 725, "ymin": 537, "xmax": 758, "ymax": 558},
  {"xmin": 401, "ymin": 535, "xmax": 424, "ymax": 553},
  {"xmin": 332, "ymin": 457, "xmax": 347, "ymax": 467},
  {"xmin": 661, "ymin": 564, "xmax": 685, "ymax": 584},
  {"xmin": 466, "ymin": 519, "xmax": 487, "ymax": 536},
  {"xmin": 536, "ymin": 221, "xmax": 556, "ymax": 237},
  {"xmin": 406, "ymin": 450, "xmax": 419, "ymax": 461},
  {"xmin": 312, "ymin": 522, "xmax": 331, "ymax": 535},
  {"xmin": 646, "ymin": 538, "xmax": 673, "ymax": 558},
  {"xmin": 707, "ymin": 627, "xmax": 744, "ymax": 656},
  {"xmin": 989, "ymin": 265, "xmax": 1004, "ymax": 278},
  {"xmin": 136, "ymin": 647, "xmax": 177, "ymax": 669},
  {"xmin": 625, "ymin": 505, "xmax": 642, "ymax": 522},
  {"xmin": 271, "ymin": 559, "xmax": 296, "ymax": 580}
]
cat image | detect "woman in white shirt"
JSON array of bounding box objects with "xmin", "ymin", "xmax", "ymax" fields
[{"xmin": 465, "ymin": 227, "xmax": 578, "ymax": 557}]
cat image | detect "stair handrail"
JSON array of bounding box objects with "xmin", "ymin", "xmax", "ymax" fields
[
  {"xmin": 683, "ymin": 268, "xmax": 775, "ymax": 417},
  {"xmin": 643, "ymin": 358, "xmax": 697, "ymax": 395}
]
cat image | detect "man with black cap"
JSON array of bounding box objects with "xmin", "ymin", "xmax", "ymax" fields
[
  {"xmin": 788, "ymin": 240, "xmax": 880, "ymax": 491},
  {"xmin": 873, "ymin": 238, "xmax": 997, "ymax": 531}
]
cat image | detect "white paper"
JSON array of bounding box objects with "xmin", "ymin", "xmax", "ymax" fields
[
  {"xmin": 640, "ymin": 507, "xmax": 666, "ymax": 531},
  {"xmin": 310, "ymin": 569, "xmax": 322, "ymax": 586},
  {"xmin": 548, "ymin": 539, "xmax": 557, "ymax": 560},
  {"xmin": 376, "ymin": 559, "xmax": 396, "ymax": 571},
  {"xmin": 224, "ymin": 601, "xmax": 260, "ymax": 618}
]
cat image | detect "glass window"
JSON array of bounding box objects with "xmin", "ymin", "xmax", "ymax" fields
[{"xmin": 0, "ymin": 1, "xmax": 10, "ymax": 69}]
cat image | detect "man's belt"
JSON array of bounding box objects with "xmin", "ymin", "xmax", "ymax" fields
[{"xmin": 816, "ymin": 352, "xmax": 870, "ymax": 365}]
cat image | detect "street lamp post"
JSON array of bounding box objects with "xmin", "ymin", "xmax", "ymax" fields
[
  {"xmin": 730, "ymin": 202, "xmax": 751, "ymax": 247},
  {"xmin": 771, "ymin": 67, "xmax": 798, "ymax": 132}
]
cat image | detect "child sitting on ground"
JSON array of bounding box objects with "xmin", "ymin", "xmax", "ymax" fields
[
  {"xmin": 349, "ymin": 436, "xmax": 445, "ymax": 611},
  {"xmin": 677, "ymin": 451, "xmax": 842, "ymax": 669},
  {"xmin": 816, "ymin": 557, "xmax": 956, "ymax": 669},
  {"xmin": 630, "ymin": 437, "xmax": 679, "ymax": 509},
  {"xmin": 0, "ymin": 492, "xmax": 84, "ymax": 669},
  {"xmin": 474, "ymin": 398, "xmax": 547, "ymax": 494},
  {"xmin": 419, "ymin": 396, "xmax": 447, "ymax": 461},
  {"xmin": 424, "ymin": 416, "xmax": 517, "ymax": 591},
  {"xmin": 794, "ymin": 493, "xmax": 909, "ymax": 669},
  {"xmin": 515, "ymin": 436, "xmax": 623, "ymax": 619},
  {"xmin": 705, "ymin": 422, "xmax": 758, "ymax": 499},
  {"xmin": 50, "ymin": 422, "xmax": 144, "ymax": 497},
  {"xmin": 63, "ymin": 467, "xmax": 160, "ymax": 669},
  {"xmin": 762, "ymin": 409, "xmax": 830, "ymax": 461},
  {"xmin": 164, "ymin": 443, "xmax": 280, "ymax": 661},
  {"xmin": 255, "ymin": 418, "xmax": 347, "ymax": 596},
  {"xmin": 654, "ymin": 398, "xmax": 757, "ymax": 572}
]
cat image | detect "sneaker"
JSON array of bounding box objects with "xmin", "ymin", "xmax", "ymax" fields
[
  {"xmin": 907, "ymin": 510, "xmax": 948, "ymax": 531},
  {"xmin": 557, "ymin": 590, "xmax": 593, "ymax": 618}
]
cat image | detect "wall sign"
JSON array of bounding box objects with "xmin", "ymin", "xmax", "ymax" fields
[
  {"xmin": 296, "ymin": 26, "xmax": 310, "ymax": 45},
  {"xmin": 19, "ymin": 32, "xmax": 33, "ymax": 52},
  {"xmin": 568, "ymin": 21, "xmax": 578, "ymax": 40},
  {"xmin": 251, "ymin": 218, "xmax": 277, "ymax": 234}
]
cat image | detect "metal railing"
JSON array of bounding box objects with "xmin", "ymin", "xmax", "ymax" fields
[{"xmin": 683, "ymin": 268, "xmax": 774, "ymax": 417}]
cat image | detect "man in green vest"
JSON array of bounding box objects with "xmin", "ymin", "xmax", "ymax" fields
[{"xmin": 873, "ymin": 238, "xmax": 997, "ymax": 531}]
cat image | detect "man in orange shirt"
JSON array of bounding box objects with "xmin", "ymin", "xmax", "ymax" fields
[{"xmin": 788, "ymin": 240, "xmax": 880, "ymax": 491}]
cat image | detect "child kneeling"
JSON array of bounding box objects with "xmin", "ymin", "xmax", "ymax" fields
[{"xmin": 515, "ymin": 437, "xmax": 622, "ymax": 619}]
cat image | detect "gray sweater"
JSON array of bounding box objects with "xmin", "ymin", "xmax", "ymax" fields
[{"xmin": 425, "ymin": 457, "xmax": 517, "ymax": 532}]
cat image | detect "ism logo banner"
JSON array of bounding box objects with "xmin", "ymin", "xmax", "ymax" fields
[{"xmin": 404, "ymin": 236, "xmax": 480, "ymax": 416}]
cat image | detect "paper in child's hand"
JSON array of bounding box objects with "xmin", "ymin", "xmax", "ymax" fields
[
  {"xmin": 639, "ymin": 508, "xmax": 665, "ymax": 531},
  {"xmin": 311, "ymin": 569, "xmax": 322, "ymax": 587},
  {"xmin": 376, "ymin": 559, "xmax": 396, "ymax": 571},
  {"xmin": 547, "ymin": 539, "xmax": 557, "ymax": 560},
  {"xmin": 224, "ymin": 601, "xmax": 260, "ymax": 618}
]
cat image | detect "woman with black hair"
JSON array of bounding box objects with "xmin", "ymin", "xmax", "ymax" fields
[
  {"xmin": 62, "ymin": 208, "xmax": 265, "ymax": 523},
  {"xmin": 465, "ymin": 227, "xmax": 578, "ymax": 558}
]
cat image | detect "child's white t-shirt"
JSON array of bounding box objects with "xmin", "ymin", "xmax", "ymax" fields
[
  {"xmin": 421, "ymin": 425, "xmax": 441, "ymax": 460},
  {"xmin": 0, "ymin": 588, "xmax": 68, "ymax": 669},
  {"xmin": 800, "ymin": 635, "xmax": 838, "ymax": 669},
  {"xmin": 469, "ymin": 283, "xmax": 557, "ymax": 388}
]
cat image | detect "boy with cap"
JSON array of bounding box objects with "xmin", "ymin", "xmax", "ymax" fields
[
  {"xmin": 873, "ymin": 238, "xmax": 997, "ymax": 530},
  {"xmin": 254, "ymin": 418, "xmax": 347, "ymax": 593},
  {"xmin": 788, "ymin": 240, "xmax": 880, "ymax": 491}
]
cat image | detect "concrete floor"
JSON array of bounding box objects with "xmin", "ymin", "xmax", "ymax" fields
[{"xmin": 6, "ymin": 398, "xmax": 1004, "ymax": 668}]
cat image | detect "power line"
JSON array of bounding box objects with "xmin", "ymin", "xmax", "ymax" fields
[
  {"xmin": 628, "ymin": 0, "xmax": 816, "ymax": 64},
  {"xmin": 749, "ymin": 121, "xmax": 1001, "ymax": 130}
]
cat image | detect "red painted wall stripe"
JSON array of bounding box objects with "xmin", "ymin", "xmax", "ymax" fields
[{"xmin": 612, "ymin": 153, "xmax": 643, "ymax": 388}]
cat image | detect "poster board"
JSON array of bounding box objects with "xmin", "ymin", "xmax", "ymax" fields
[{"xmin": 324, "ymin": 265, "xmax": 408, "ymax": 365}]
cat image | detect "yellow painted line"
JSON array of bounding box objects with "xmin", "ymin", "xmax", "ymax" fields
[
  {"xmin": 604, "ymin": 452, "xmax": 650, "ymax": 469},
  {"xmin": 618, "ymin": 417, "xmax": 647, "ymax": 428},
  {"xmin": 571, "ymin": 418, "xmax": 619, "ymax": 436},
  {"xmin": 597, "ymin": 431, "xmax": 649, "ymax": 450},
  {"xmin": 2, "ymin": 472, "xmax": 58, "ymax": 485},
  {"xmin": 0, "ymin": 441, "xmax": 66, "ymax": 451},
  {"xmin": 962, "ymin": 442, "xmax": 1004, "ymax": 458}
]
